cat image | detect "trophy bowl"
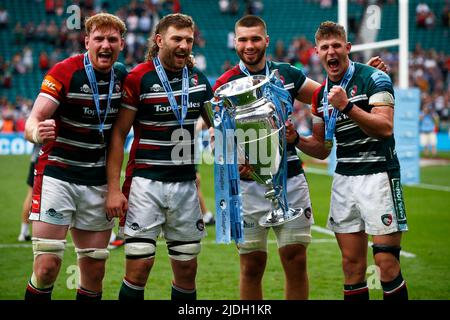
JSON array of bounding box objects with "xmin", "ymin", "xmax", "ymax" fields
[{"xmin": 212, "ymin": 74, "xmax": 303, "ymax": 227}]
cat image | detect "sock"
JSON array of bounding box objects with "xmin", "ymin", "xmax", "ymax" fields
[
  {"xmin": 76, "ymin": 286, "xmax": 102, "ymax": 301},
  {"xmin": 171, "ymin": 282, "xmax": 196, "ymax": 300},
  {"xmin": 25, "ymin": 280, "xmax": 53, "ymax": 301},
  {"xmin": 118, "ymin": 277, "xmax": 145, "ymax": 300},
  {"xmin": 344, "ymin": 281, "xmax": 369, "ymax": 301},
  {"xmin": 381, "ymin": 272, "xmax": 408, "ymax": 300},
  {"xmin": 21, "ymin": 223, "xmax": 30, "ymax": 236}
]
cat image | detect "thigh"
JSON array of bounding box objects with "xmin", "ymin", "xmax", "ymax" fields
[
  {"xmin": 238, "ymin": 180, "xmax": 270, "ymax": 253},
  {"xmin": 29, "ymin": 175, "xmax": 76, "ymax": 226},
  {"xmin": 73, "ymin": 184, "xmax": 114, "ymax": 232},
  {"xmin": 124, "ymin": 177, "xmax": 165, "ymax": 240},
  {"xmin": 164, "ymin": 180, "xmax": 206, "ymax": 242},
  {"xmin": 335, "ymin": 231, "xmax": 368, "ymax": 262},
  {"xmin": 273, "ymin": 175, "xmax": 314, "ymax": 248},
  {"xmin": 328, "ymin": 174, "xmax": 364, "ymax": 233},
  {"xmin": 357, "ymin": 172, "xmax": 406, "ymax": 235}
]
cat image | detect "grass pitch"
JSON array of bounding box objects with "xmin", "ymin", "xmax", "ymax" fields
[{"xmin": 0, "ymin": 154, "xmax": 449, "ymax": 300}]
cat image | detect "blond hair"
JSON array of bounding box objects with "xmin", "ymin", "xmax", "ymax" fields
[
  {"xmin": 85, "ymin": 13, "xmax": 126, "ymax": 38},
  {"xmin": 314, "ymin": 21, "xmax": 347, "ymax": 44}
]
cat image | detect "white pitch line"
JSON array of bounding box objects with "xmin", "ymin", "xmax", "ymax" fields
[{"xmin": 312, "ymin": 225, "xmax": 416, "ymax": 258}]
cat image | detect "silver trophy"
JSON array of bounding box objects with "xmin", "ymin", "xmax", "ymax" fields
[{"xmin": 207, "ymin": 74, "xmax": 303, "ymax": 227}]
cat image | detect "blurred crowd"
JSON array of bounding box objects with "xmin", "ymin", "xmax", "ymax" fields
[{"xmin": 0, "ymin": 0, "xmax": 449, "ymax": 135}]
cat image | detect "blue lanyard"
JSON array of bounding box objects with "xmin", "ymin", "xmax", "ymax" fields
[
  {"xmin": 153, "ymin": 57, "xmax": 189, "ymax": 128},
  {"xmin": 239, "ymin": 60, "xmax": 270, "ymax": 77},
  {"xmin": 322, "ymin": 60, "xmax": 355, "ymax": 142},
  {"xmin": 83, "ymin": 53, "xmax": 115, "ymax": 138}
]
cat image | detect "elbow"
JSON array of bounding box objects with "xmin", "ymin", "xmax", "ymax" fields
[{"xmin": 377, "ymin": 124, "xmax": 393, "ymax": 139}]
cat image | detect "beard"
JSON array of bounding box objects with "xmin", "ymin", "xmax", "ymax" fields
[
  {"xmin": 237, "ymin": 49, "xmax": 265, "ymax": 66},
  {"xmin": 160, "ymin": 49, "xmax": 189, "ymax": 72}
]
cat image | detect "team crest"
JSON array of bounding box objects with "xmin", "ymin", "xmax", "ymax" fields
[
  {"xmin": 196, "ymin": 219, "xmax": 205, "ymax": 231},
  {"xmin": 151, "ymin": 84, "xmax": 163, "ymax": 92},
  {"xmin": 115, "ymin": 83, "xmax": 121, "ymax": 93},
  {"xmin": 304, "ymin": 207, "xmax": 312, "ymax": 219},
  {"xmin": 381, "ymin": 214, "xmax": 393, "ymax": 226},
  {"xmin": 279, "ymin": 75, "xmax": 285, "ymax": 84},
  {"xmin": 350, "ymin": 85, "xmax": 358, "ymax": 97},
  {"xmin": 81, "ymin": 84, "xmax": 92, "ymax": 93},
  {"xmin": 191, "ymin": 74, "xmax": 198, "ymax": 86}
]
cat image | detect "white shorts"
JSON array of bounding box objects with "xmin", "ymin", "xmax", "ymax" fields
[
  {"xmin": 124, "ymin": 177, "xmax": 206, "ymax": 242},
  {"xmin": 420, "ymin": 132, "xmax": 437, "ymax": 147},
  {"xmin": 238, "ymin": 174, "xmax": 314, "ymax": 253},
  {"xmin": 29, "ymin": 175, "xmax": 114, "ymax": 231},
  {"xmin": 327, "ymin": 172, "xmax": 408, "ymax": 235}
]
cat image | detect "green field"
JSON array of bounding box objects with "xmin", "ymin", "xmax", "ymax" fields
[{"xmin": 0, "ymin": 154, "xmax": 449, "ymax": 300}]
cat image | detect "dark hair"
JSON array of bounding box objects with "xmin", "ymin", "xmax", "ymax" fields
[
  {"xmin": 315, "ymin": 21, "xmax": 347, "ymax": 44},
  {"xmin": 145, "ymin": 13, "xmax": 195, "ymax": 67},
  {"xmin": 235, "ymin": 15, "xmax": 267, "ymax": 35}
]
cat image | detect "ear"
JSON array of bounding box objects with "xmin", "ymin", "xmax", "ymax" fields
[
  {"xmin": 346, "ymin": 42, "xmax": 352, "ymax": 54},
  {"xmin": 85, "ymin": 35, "xmax": 89, "ymax": 50},
  {"xmin": 314, "ymin": 46, "xmax": 319, "ymax": 55},
  {"xmin": 155, "ymin": 34, "xmax": 163, "ymax": 49},
  {"xmin": 265, "ymin": 35, "xmax": 270, "ymax": 48},
  {"xmin": 119, "ymin": 37, "xmax": 125, "ymax": 51}
]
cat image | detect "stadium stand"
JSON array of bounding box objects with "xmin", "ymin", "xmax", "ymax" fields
[{"xmin": 0, "ymin": 0, "xmax": 448, "ymax": 135}]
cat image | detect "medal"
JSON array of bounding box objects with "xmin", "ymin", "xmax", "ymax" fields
[
  {"xmin": 99, "ymin": 131, "xmax": 105, "ymax": 144},
  {"xmin": 324, "ymin": 139, "xmax": 333, "ymax": 149}
]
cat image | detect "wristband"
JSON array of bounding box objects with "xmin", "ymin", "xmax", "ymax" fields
[{"xmin": 342, "ymin": 101, "xmax": 354, "ymax": 114}]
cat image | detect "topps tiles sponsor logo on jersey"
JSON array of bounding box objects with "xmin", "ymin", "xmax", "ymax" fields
[
  {"xmin": 83, "ymin": 106, "xmax": 119, "ymax": 116},
  {"xmin": 155, "ymin": 102, "xmax": 201, "ymax": 113}
]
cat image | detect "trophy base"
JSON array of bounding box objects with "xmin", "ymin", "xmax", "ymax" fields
[{"xmin": 258, "ymin": 207, "xmax": 303, "ymax": 227}]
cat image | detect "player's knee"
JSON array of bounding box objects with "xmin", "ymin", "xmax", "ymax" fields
[
  {"xmin": 33, "ymin": 259, "xmax": 60, "ymax": 285},
  {"xmin": 167, "ymin": 241, "xmax": 201, "ymax": 261},
  {"xmin": 342, "ymin": 256, "xmax": 366, "ymax": 278},
  {"xmin": 372, "ymin": 244, "xmax": 401, "ymax": 280},
  {"xmin": 240, "ymin": 253, "xmax": 266, "ymax": 279},
  {"xmin": 280, "ymin": 244, "xmax": 307, "ymax": 266},
  {"xmin": 124, "ymin": 238, "xmax": 156, "ymax": 260}
]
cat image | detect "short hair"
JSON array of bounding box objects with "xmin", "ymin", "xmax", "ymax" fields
[
  {"xmin": 85, "ymin": 13, "xmax": 126, "ymax": 38},
  {"xmin": 146, "ymin": 13, "xmax": 195, "ymax": 62},
  {"xmin": 314, "ymin": 21, "xmax": 347, "ymax": 44},
  {"xmin": 235, "ymin": 15, "xmax": 267, "ymax": 35}
]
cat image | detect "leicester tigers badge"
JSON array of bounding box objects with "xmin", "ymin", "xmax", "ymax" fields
[
  {"xmin": 350, "ymin": 85, "xmax": 357, "ymax": 97},
  {"xmin": 381, "ymin": 214, "xmax": 393, "ymax": 226}
]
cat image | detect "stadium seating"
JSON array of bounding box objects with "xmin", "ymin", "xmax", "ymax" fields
[{"xmin": 0, "ymin": 0, "xmax": 448, "ymax": 101}]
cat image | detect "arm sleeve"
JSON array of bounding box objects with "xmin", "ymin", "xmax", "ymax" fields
[
  {"xmin": 121, "ymin": 71, "xmax": 141, "ymax": 112},
  {"xmin": 39, "ymin": 62, "xmax": 68, "ymax": 105}
]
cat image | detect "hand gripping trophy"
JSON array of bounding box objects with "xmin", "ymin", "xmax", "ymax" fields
[{"xmin": 206, "ymin": 71, "xmax": 303, "ymax": 244}]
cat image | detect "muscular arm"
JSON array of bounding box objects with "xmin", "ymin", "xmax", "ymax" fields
[
  {"xmin": 24, "ymin": 95, "xmax": 59, "ymax": 144},
  {"xmin": 328, "ymin": 86, "xmax": 394, "ymax": 139},
  {"xmin": 105, "ymin": 107, "xmax": 136, "ymax": 219},
  {"xmin": 295, "ymin": 78, "xmax": 321, "ymax": 104},
  {"xmin": 285, "ymin": 120, "xmax": 330, "ymax": 159}
]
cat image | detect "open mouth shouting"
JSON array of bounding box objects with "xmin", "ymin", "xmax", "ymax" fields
[
  {"xmin": 97, "ymin": 52, "xmax": 113, "ymax": 65},
  {"xmin": 327, "ymin": 58, "xmax": 340, "ymax": 72}
]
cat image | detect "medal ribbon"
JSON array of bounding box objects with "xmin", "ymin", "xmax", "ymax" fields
[
  {"xmin": 83, "ymin": 52, "xmax": 115, "ymax": 140},
  {"xmin": 322, "ymin": 60, "xmax": 355, "ymax": 143},
  {"xmin": 153, "ymin": 57, "xmax": 189, "ymax": 128}
]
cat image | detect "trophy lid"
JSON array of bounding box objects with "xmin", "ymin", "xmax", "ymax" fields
[{"xmin": 214, "ymin": 75, "xmax": 269, "ymax": 107}]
